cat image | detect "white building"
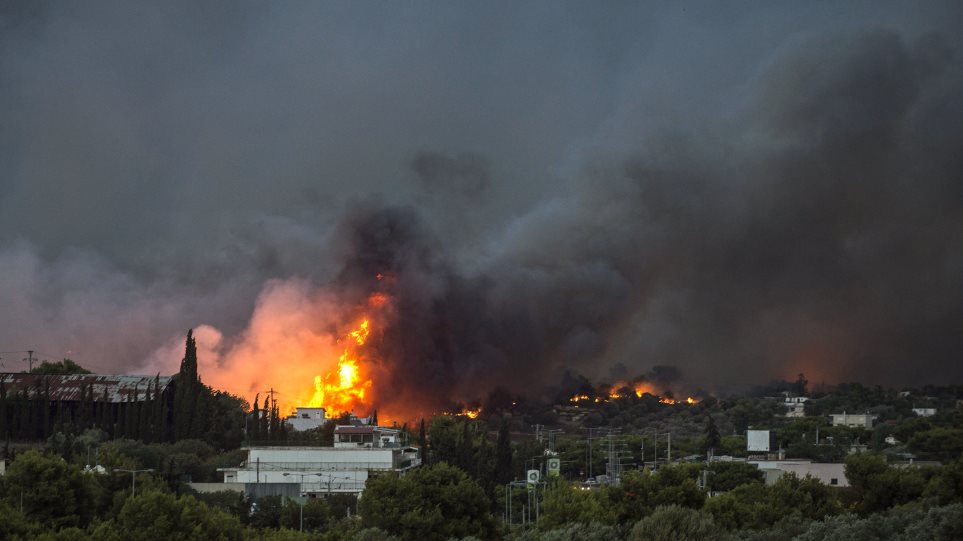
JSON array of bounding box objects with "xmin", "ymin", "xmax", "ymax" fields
[
  {"xmin": 219, "ymin": 443, "xmax": 420, "ymax": 498},
  {"xmin": 831, "ymin": 412, "xmax": 876, "ymax": 428},
  {"xmin": 750, "ymin": 460, "xmax": 848, "ymax": 487},
  {"xmin": 334, "ymin": 425, "xmax": 401, "ymax": 448},
  {"xmin": 784, "ymin": 396, "xmax": 809, "ymax": 418},
  {"xmin": 912, "ymin": 408, "xmax": 936, "ymax": 417},
  {"xmin": 286, "ymin": 407, "xmax": 327, "ymax": 432}
]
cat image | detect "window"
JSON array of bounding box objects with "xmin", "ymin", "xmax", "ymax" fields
[{"xmin": 830, "ymin": 478, "xmax": 838, "ymax": 485}]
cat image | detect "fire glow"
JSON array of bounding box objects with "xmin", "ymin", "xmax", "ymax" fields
[{"xmin": 569, "ymin": 380, "xmax": 699, "ymax": 406}]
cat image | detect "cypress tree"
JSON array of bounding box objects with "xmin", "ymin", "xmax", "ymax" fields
[
  {"xmin": 251, "ymin": 393, "xmax": 261, "ymax": 442},
  {"xmin": 42, "ymin": 377, "xmax": 51, "ymax": 439},
  {"xmin": 458, "ymin": 419, "xmax": 473, "ymax": 471},
  {"xmin": 0, "ymin": 379, "xmax": 7, "ymax": 441},
  {"xmin": 704, "ymin": 414, "xmax": 721, "ymax": 454},
  {"xmin": 260, "ymin": 396, "xmax": 270, "ymax": 441},
  {"xmin": 419, "ymin": 418, "xmax": 429, "ymax": 465},
  {"xmin": 191, "ymin": 390, "xmax": 209, "ymax": 441},
  {"xmin": 173, "ymin": 329, "xmax": 199, "ymax": 440},
  {"xmin": 494, "ymin": 419, "xmax": 513, "ymax": 484}
]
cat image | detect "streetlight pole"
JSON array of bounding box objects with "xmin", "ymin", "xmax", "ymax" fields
[
  {"xmin": 284, "ymin": 471, "xmax": 343, "ymax": 532},
  {"xmin": 116, "ymin": 468, "xmax": 154, "ymax": 498},
  {"xmin": 283, "ymin": 472, "xmax": 314, "ymax": 532}
]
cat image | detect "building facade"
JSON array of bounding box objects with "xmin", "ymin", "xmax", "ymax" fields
[
  {"xmin": 285, "ymin": 407, "xmax": 327, "ymax": 432},
  {"xmin": 750, "ymin": 460, "xmax": 849, "ymax": 487},
  {"xmin": 830, "ymin": 413, "xmax": 876, "ymax": 428},
  {"xmin": 218, "ymin": 431, "xmax": 419, "ymax": 499}
]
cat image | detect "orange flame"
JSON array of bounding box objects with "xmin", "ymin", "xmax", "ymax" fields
[{"xmin": 306, "ymin": 318, "xmax": 374, "ymax": 416}]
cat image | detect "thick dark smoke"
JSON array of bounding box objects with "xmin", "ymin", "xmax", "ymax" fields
[{"xmin": 1, "ymin": 2, "xmax": 961, "ymax": 405}]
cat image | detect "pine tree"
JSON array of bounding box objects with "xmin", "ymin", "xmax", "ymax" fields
[{"xmin": 419, "ymin": 418, "xmax": 429, "ymax": 465}]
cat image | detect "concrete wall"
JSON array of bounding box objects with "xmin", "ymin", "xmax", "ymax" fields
[
  {"xmin": 189, "ymin": 482, "xmax": 244, "ymax": 494},
  {"xmin": 245, "ymin": 482, "xmax": 301, "ymax": 501},
  {"xmin": 233, "ymin": 469, "xmax": 368, "ymax": 493}
]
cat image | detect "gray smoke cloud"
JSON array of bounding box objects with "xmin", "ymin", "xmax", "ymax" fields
[{"xmin": 1, "ymin": 2, "xmax": 961, "ymax": 404}]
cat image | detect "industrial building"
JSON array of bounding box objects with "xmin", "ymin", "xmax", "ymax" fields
[
  {"xmin": 217, "ymin": 425, "xmax": 418, "ymax": 499},
  {"xmin": 0, "ymin": 373, "xmax": 172, "ymax": 402},
  {"xmin": 750, "ymin": 459, "xmax": 848, "ymax": 487}
]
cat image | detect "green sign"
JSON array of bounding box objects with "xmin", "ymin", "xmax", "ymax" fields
[{"xmin": 547, "ymin": 458, "xmax": 561, "ymax": 477}]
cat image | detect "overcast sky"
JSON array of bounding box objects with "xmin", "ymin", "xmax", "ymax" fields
[{"xmin": 1, "ymin": 1, "xmax": 961, "ymax": 396}]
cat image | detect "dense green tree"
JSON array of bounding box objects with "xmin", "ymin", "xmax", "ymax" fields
[
  {"xmin": 359, "ymin": 462, "xmax": 495, "ymax": 541},
  {"xmin": 495, "ymin": 419, "xmax": 513, "ymax": 484},
  {"xmin": 1, "ymin": 450, "xmax": 100, "ymax": 529},
  {"xmin": 249, "ymin": 495, "xmax": 284, "ymax": 529},
  {"xmin": 706, "ymin": 461, "xmax": 764, "ymax": 492},
  {"xmin": 705, "ymin": 473, "xmax": 840, "ymax": 531},
  {"xmin": 96, "ymin": 490, "xmax": 243, "ymax": 541},
  {"xmin": 604, "ymin": 467, "xmax": 705, "ymax": 523},
  {"xmin": 506, "ymin": 522, "xmax": 625, "ymax": 541},
  {"xmin": 0, "ymin": 502, "xmax": 35, "ymax": 540},
  {"xmin": 629, "ymin": 505, "xmax": 724, "ymax": 541},
  {"xmin": 908, "ymin": 428, "xmax": 963, "ymax": 462},
  {"xmin": 845, "ymin": 453, "xmax": 928, "ymax": 515},
  {"xmin": 280, "ymin": 497, "xmax": 330, "ymax": 531},
  {"xmin": 30, "ymin": 360, "xmax": 91, "ymax": 375},
  {"xmin": 541, "ymin": 481, "xmax": 607, "ymax": 528}
]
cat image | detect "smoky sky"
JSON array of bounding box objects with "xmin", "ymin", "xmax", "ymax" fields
[{"xmin": 1, "ymin": 1, "xmax": 962, "ymax": 396}]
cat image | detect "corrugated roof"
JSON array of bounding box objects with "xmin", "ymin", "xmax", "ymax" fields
[{"xmin": 0, "ymin": 373, "xmax": 172, "ymax": 402}]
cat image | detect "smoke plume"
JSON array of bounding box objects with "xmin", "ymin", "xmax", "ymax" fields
[{"xmin": 1, "ymin": 3, "xmax": 962, "ymax": 415}]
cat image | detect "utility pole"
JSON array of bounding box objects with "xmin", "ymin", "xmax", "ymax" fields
[
  {"xmin": 23, "ymin": 351, "xmax": 35, "ymax": 372},
  {"xmin": 116, "ymin": 468, "xmax": 154, "ymax": 498}
]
